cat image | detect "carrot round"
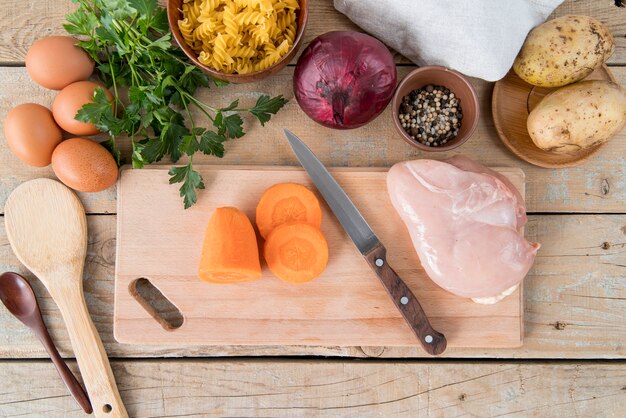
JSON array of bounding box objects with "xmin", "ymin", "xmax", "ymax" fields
[
  {"xmin": 256, "ymin": 183, "xmax": 322, "ymax": 239},
  {"xmin": 263, "ymin": 223, "xmax": 329, "ymax": 283},
  {"xmin": 198, "ymin": 207, "xmax": 262, "ymax": 284}
]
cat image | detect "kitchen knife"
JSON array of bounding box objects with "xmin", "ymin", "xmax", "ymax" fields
[{"xmin": 284, "ymin": 129, "xmax": 447, "ymax": 356}]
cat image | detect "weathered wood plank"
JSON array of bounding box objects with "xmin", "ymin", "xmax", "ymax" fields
[
  {"xmin": 0, "ymin": 214, "xmax": 624, "ymax": 359},
  {"xmin": 1, "ymin": 66, "xmax": 625, "ymax": 214},
  {"xmin": 0, "ymin": 360, "xmax": 624, "ymax": 417},
  {"xmin": 0, "ymin": 0, "xmax": 625, "ymax": 65}
]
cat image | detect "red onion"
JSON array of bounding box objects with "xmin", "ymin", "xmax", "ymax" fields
[{"xmin": 293, "ymin": 31, "xmax": 397, "ymax": 129}]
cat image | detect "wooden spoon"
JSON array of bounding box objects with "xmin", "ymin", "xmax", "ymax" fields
[
  {"xmin": 4, "ymin": 179, "xmax": 128, "ymax": 418},
  {"xmin": 0, "ymin": 272, "xmax": 92, "ymax": 414}
]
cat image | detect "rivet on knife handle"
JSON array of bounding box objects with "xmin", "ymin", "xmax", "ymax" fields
[{"xmin": 365, "ymin": 244, "xmax": 447, "ymax": 355}]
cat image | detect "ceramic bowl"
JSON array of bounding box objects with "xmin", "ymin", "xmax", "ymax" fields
[{"xmin": 391, "ymin": 66, "xmax": 479, "ymax": 151}]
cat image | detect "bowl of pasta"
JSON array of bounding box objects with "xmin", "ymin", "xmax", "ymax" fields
[{"xmin": 168, "ymin": 0, "xmax": 308, "ymax": 83}]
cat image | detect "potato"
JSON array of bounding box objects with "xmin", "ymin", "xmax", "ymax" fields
[
  {"xmin": 527, "ymin": 80, "xmax": 626, "ymax": 154},
  {"xmin": 513, "ymin": 15, "xmax": 614, "ymax": 87}
]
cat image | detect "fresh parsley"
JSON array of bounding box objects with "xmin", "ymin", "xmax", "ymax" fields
[{"xmin": 64, "ymin": 0, "xmax": 287, "ymax": 208}]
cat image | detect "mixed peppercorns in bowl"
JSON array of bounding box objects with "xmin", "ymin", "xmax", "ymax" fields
[{"xmin": 392, "ymin": 66, "xmax": 479, "ymax": 151}]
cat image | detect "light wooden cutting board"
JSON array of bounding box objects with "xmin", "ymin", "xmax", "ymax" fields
[{"xmin": 115, "ymin": 165, "xmax": 525, "ymax": 348}]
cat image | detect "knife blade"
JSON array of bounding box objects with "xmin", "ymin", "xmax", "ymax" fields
[{"xmin": 284, "ymin": 129, "xmax": 447, "ymax": 356}]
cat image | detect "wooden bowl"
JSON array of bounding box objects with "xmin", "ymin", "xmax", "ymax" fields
[
  {"xmin": 492, "ymin": 65, "xmax": 616, "ymax": 168},
  {"xmin": 167, "ymin": 0, "xmax": 308, "ymax": 84},
  {"xmin": 391, "ymin": 66, "xmax": 479, "ymax": 152}
]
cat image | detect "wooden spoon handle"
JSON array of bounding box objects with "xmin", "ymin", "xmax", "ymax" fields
[
  {"xmin": 365, "ymin": 243, "xmax": 447, "ymax": 356},
  {"xmin": 53, "ymin": 284, "xmax": 128, "ymax": 418},
  {"xmin": 38, "ymin": 326, "xmax": 93, "ymax": 414}
]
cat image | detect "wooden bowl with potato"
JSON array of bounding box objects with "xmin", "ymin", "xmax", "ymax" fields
[{"xmin": 492, "ymin": 14, "xmax": 625, "ymax": 168}]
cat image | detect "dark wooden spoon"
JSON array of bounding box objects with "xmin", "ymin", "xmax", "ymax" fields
[{"xmin": 0, "ymin": 272, "xmax": 92, "ymax": 414}]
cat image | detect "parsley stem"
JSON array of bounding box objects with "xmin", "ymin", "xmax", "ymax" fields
[
  {"xmin": 178, "ymin": 88, "xmax": 203, "ymax": 163},
  {"xmin": 179, "ymin": 91, "xmax": 197, "ymax": 133},
  {"xmin": 106, "ymin": 50, "xmax": 125, "ymax": 115},
  {"xmin": 183, "ymin": 92, "xmax": 217, "ymax": 120},
  {"xmin": 130, "ymin": 64, "xmax": 140, "ymax": 86}
]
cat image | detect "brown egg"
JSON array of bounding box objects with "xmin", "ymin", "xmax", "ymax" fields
[
  {"xmin": 26, "ymin": 36, "xmax": 95, "ymax": 90},
  {"xmin": 51, "ymin": 137, "xmax": 118, "ymax": 192},
  {"xmin": 52, "ymin": 81, "xmax": 113, "ymax": 136},
  {"xmin": 3, "ymin": 103, "xmax": 63, "ymax": 167}
]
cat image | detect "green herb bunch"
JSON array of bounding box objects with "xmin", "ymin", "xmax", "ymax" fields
[{"xmin": 64, "ymin": 0, "xmax": 287, "ymax": 208}]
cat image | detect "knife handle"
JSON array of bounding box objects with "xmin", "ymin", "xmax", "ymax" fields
[{"xmin": 365, "ymin": 243, "xmax": 447, "ymax": 356}]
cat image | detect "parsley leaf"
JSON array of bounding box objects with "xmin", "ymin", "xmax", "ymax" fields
[
  {"xmin": 221, "ymin": 114, "xmax": 244, "ymax": 138},
  {"xmin": 221, "ymin": 99, "xmax": 239, "ymax": 112},
  {"xmin": 169, "ymin": 163, "xmax": 205, "ymax": 209},
  {"xmin": 180, "ymin": 133, "xmax": 200, "ymax": 155},
  {"xmin": 198, "ymin": 130, "xmax": 227, "ymax": 157},
  {"xmin": 161, "ymin": 114, "xmax": 189, "ymax": 163},
  {"xmin": 151, "ymin": 8, "xmax": 169, "ymax": 32},
  {"xmin": 137, "ymin": 137, "xmax": 165, "ymax": 164},
  {"xmin": 147, "ymin": 34, "xmax": 172, "ymax": 51},
  {"xmin": 129, "ymin": 0, "xmax": 156, "ymax": 20},
  {"xmin": 250, "ymin": 95, "xmax": 288, "ymax": 126},
  {"xmin": 106, "ymin": 0, "xmax": 137, "ymax": 20},
  {"xmin": 75, "ymin": 87, "xmax": 118, "ymax": 134},
  {"xmin": 64, "ymin": 9, "xmax": 99, "ymax": 37}
]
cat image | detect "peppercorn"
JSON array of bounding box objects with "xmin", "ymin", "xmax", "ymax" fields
[{"xmin": 397, "ymin": 85, "xmax": 462, "ymax": 147}]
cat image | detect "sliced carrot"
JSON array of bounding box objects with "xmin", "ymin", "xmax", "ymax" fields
[
  {"xmin": 198, "ymin": 207, "xmax": 262, "ymax": 284},
  {"xmin": 256, "ymin": 183, "xmax": 322, "ymax": 239},
  {"xmin": 263, "ymin": 223, "xmax": 329, "ymax": 283}
]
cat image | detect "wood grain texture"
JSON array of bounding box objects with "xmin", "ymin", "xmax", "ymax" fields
[
  {"xmin": 0, "ymin": 360, "xmax": 624, "ymax": 417},
  {"xmin": 1, "ymin": 67, "xmax": 625, "ymax": 214},
  {"xmin": 3, "ymin": 179, "xmax": 127, "ymax": 418},
  {"xmin": 0, "ymin": 0, "xmax": 622, "ymax": 413},
  {"xmin": 0, "ymin": 0, "xmax": 624, "ymax": 65},
  {"xmin": 115, "ymin": 166, "xmax": 524, "ymax": 349},
  {"xmin": 1, "ymin": 214, "xmax": 624, "ymax": 359}
]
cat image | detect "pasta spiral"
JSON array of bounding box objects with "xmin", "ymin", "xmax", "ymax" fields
[
  {"xmin": 178, "ymin": 18, "xmax": 195, "ymax": 45},
  {"xmin": 222, "ymin": 3, "xmax": 239, "ymax": 39}
]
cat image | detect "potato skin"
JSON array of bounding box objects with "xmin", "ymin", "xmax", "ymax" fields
[
  {"xmin": 513, "ymin": 15, "xmax": 614, "ymax": 87},
  {"xmin": 527, "ymin": 81, "xmax": 626, "ymax": 154}
]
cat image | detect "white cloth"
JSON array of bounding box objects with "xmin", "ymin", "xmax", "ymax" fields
[{"xmin": 333, "ymin": 0, "xmax": 564, "ymax": 81}]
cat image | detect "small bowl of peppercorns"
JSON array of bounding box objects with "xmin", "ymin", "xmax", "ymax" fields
[{"xmin": 392, "ymin": 66, "xmax": 479, "ymax": 151}]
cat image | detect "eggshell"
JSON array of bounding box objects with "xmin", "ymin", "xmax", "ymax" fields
[
  {"xmin": 26, "ymin": 36, "xmax": 95, "ymax": 90},
  {"xmin": 52, "ymin": 81, "xmax": 113, "ymax": 136},
  {"xmin": 51, "ymin": 137, "xmax": 118, "ymax": 192},
  {"xmin": 3, "ymin": 103, "xmax": 63, "ymax": 167}
]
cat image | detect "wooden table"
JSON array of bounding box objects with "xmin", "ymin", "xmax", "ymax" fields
[{"xmin": 0, "ymin": 1, "xmax": 625, "ymax": 416}]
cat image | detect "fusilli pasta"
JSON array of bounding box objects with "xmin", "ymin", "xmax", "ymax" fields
[{"xmin": 178, "ymin": 0, "xmax": 299, "ymax": 74}]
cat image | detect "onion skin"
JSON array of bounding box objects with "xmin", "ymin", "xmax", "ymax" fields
[{"xmin": 294, "ymin": 31, "xmax": 397, "ymax": 129}]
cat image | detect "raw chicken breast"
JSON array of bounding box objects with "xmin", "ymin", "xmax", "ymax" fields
[
  {"xmin": 387, "ymin": 158, "xmax": 539, "ymax": 302},
  {"xmin": 445, "ymin": 156, "xmax": 528, "ymax": 229}
]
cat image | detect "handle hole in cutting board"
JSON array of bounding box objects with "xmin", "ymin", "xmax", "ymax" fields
[{"xmin": 129, "ymin": 278, "xmax": 184, "ymax": 330}]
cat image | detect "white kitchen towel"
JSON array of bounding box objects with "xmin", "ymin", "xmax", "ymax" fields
[{"xmin": 334, "ymin": 0, "xmax": 564, "ymax": 81}]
